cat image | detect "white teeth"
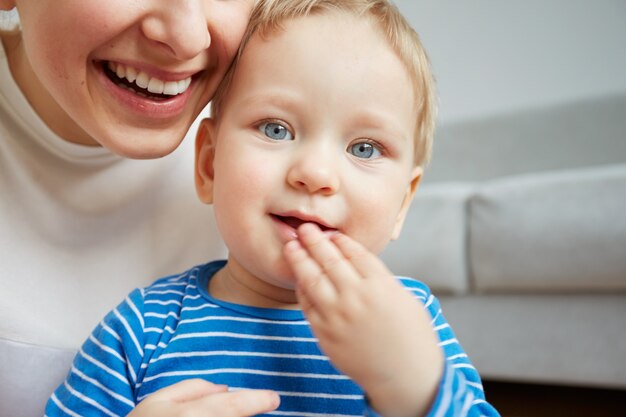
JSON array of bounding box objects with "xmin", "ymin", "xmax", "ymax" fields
[
  {"xmin": 135, "ymin": 71, "xmax": 149, "ymax": 89},
  {"xmin": 106, "ymin": 61, "xmax": 191, "ymax": 96},
  {"xmin": 163, "ymin": 81, "xmax": 180, "ymax": 95},
  {"xmin": 126, "ymin": 66, "xmax": 137, "ymax": 83},
  {"xmin": 147, "ymin": 78, "xmax": 164, "ymax": 94}
]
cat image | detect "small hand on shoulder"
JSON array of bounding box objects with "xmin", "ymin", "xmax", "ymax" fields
[{"xmin": 129, "ymin": 379, "xmax": 279, "ymax": 417}]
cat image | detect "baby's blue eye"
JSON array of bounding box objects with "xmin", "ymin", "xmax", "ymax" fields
[
  {"xmin": 348, "ymin": 141, "xmax": 381, "ymax": 159},
  {"xmin": 259, "ymin": 122, "xmax": 293, "ymax": 141}
]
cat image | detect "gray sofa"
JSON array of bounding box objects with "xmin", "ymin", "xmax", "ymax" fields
[{"xmin": 382, "ymin": 93, "xmax": 626, "ymax": 389}]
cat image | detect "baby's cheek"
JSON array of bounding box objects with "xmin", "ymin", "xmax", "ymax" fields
[{"xmin": 352, "ymin": 204, "xmax": 401, "ymax": 254}]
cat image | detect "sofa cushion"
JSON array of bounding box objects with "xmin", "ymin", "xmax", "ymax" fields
[
  {"xmin": 0, "ymin": 338, "xmax": 75, "ymax": 417},
  {"xmin": 469, "ymin": 163, "xmax": 626, "ymax": 292},
  {"xmin": 381, "ymin": 183, "xmax": 474, "ymax": 294}
]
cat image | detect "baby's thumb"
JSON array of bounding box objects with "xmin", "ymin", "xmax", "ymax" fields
[{"xmin": 148, "ymin": 378, "xmax": 229, "ymax": 403}]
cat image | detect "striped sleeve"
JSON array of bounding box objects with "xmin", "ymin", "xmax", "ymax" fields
[
  {"xmin": 45, "ymin": 289, "xmax": 145, "ymax": 417},
  {"xmin": 365, "ymin": 279, "xmax": 500, "ymax": 417}
]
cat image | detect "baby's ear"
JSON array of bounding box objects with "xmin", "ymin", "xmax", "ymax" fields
[
  {"xmin": 195, "ymin": 118, "xmax": 217, "ymax": 204},
  {"xmin": 390, "ymin": 166, "xmax": 423, "ymax": 240}
]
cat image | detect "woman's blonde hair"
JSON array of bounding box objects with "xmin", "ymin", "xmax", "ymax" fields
[{"xmin": 211, "ymin": 0, "xmax": 437, "ymax": 166}]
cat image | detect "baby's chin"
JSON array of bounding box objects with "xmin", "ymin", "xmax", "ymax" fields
[
  {"xmin": 256, "ymin": 277, "xmax": 300, "ymax": 308},
  {"xmin": 263, "ymin": 268, "xmax": 298, "ymax": 292}
]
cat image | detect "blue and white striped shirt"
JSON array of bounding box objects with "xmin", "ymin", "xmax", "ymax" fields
[{"xmin": 45, "ymin": 260, "xmax": 499, "ymax": 417}]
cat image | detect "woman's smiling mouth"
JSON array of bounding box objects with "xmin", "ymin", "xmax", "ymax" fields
[
  {"xmin": 103, "ymin": 61, "xmax": 192, "ymax": 100},
  {"xmin": 98, "ymin": 60, "xmax": 198, "ymax": 119}
]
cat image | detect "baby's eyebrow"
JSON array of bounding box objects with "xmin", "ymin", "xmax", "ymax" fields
[
  {"xmin": 238, "ymin": 90, "xmax": 303, "ymax": 110},
  {"xmin": 348, "ymin": 111, "xmax": 412, "ymax": 142}
]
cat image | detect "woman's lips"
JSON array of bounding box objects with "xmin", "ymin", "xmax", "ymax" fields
[{"xmin": 97, "ymin": 60, "xmax": 196, "ymax": 119}]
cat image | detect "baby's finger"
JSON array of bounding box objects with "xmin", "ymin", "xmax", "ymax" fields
[
  {"xmin": 148, "ymin": 378, "xmax": 228, "ymax": 402},
  {"xmin": 284, "ymin": 239, "xmax": 338, "ymax": 315},
  {"xmin": 133, "ymin": 382, "xmax": 279, "ymax": 417},
  {"xmin": 296, "ymin": 285, "xmax": 323, "ymax": 326},
  {"xmin": 296, "ymin": 223, "xmax": 361, "ymax": 291},
  {"xmin": 195, "ymin": 389, "xmax": 280, "ymax": 417},
  {"xmin": 330, "ymin": 232, "xmax": 392, "ymax": 280}
]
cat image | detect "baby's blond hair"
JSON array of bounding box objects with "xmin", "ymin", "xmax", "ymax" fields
[{"xmin": 211, "ymin": 0, "xmax": 437, "ymax": 166}]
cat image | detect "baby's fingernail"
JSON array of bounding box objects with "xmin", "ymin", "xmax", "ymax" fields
[{"xmin": 268, "ymin": 391, "xmax": 281, "ymax": 408}]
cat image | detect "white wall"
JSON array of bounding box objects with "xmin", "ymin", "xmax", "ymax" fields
[{"xmin": 393, "ymin": 0, "xmax": 626, "ymax": 124}]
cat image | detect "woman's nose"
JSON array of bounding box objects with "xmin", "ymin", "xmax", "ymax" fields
[
  {"xmin": 286, "ymin": 145, "xmax": 340, "ymax": 196},
  {"xmin": 140, "ymin": 0, "xmax": 211, "ymax": 61}
]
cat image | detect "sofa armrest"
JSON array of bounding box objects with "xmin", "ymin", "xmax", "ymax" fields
[
  {"xmin": 469, "ymin": 163, "xmax": 626, "ymax": 292},
  {"xmin": 381, "ymin": 183, "xmax": 474, "ymax": 294}
]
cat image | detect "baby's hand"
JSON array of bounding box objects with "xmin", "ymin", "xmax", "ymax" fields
[
  {"xmin": 284, "ymin": 223, "xmax": 443, "ymax": 417},
  {"xmin": 129, "ymin": 379, "xmax": 279, "ymax": 417}
]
